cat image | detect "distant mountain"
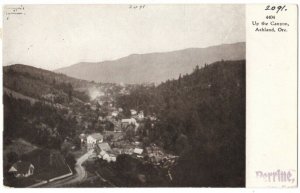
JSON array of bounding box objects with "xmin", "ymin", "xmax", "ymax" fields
[{"xmin": 55, "ymin": 42, "xmax": 245, "ymax": 84}]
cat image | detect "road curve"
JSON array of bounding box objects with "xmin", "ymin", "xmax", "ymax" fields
[{"xmin": 41, "ymin": 149, "xmax": 94, "ymax": 187}]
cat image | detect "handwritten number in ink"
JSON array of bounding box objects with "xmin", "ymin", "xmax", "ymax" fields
[
  {"xmin": 265, "ymin": 5, "xmax": 287, "ymax": 14},
  {"xmin": 129, "ymin": 4, "xmax": 145, "ymax": 10}
]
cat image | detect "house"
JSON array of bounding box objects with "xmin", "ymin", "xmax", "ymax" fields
[
  {"xmin": 137, "ymin": 111, "xmax": 144, "ymax": 119},
  {"xmin": 87, "ymin": 133, "xmax": 103, "ymax": 149},
  {"xmin": 111, "ymin": 111, "xmax": 119, "ymax": 117},
  {"xmin": 110, "ymin": 156, "xmax": 117, "ymax": 162},
  {"xmin": 95, "ymin": 143, "xmax": 112, "ymax": 155},
  {"xmin": 121, "ymin": 118, "xmax": 137, "ymax": 130},
  {"xmin": 95, "ymin": 143, "xmax": 117, "ymax": 163},
  {"xmin": 42, "ymin": 93, "xmax": 55, "ymax": 102},
  {"xmin": 91, "ymin": 105, "xmax": 97, "ymax": 111},
  {"xmin": 133, "ymin": 148, "xmax": 143, "ymax": 155},
  {"xmin": 148, "ymin": 114, "xmax": 157, "ymax": 121},
  {"xmin": 97, "ymin": 142, "xmax": 112, "ymax": 152},
  {"xmin": 102, "ymin": 153, "xmax": 111, "ymax": 162},
  {"xmin": 79, "ymin": 133, "xmax": 86, "ymax": 143},
  {"xmin": 124, "ymin": 148, "xmax": 134, "ymax": 155},
  {"xmin": 98, "ymin": 116, "xmax": 104, "ymax": 121},
  {"xmin": 130, "ymin": 109, "xmax": 137, "ymax": 115},
  {"xmin": 8, "ymin": 161, "xmax": 34, "ymax": 178},
  {"xmin": 121, "ymin": 118, "xmax": 137, "ymax": 125}
]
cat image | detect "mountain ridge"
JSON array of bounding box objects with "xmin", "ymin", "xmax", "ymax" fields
[{"xmin": 55, "ymin": 42, "xmax": 245, "ymax": 84}]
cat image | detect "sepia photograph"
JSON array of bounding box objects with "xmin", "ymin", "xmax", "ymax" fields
[{"xmin": 2, "ymin": 4, "xmax": 246, "ymax": 187}]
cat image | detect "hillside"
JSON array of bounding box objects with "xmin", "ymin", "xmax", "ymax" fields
[
  {"xmin": 55, "ymin": 42, "xmax": 245, "ymax": 84},
  {"xmin": 116, "ymin": 60, "xmax": 246, "ymax": 186},
  {"xmin": 4, "ymin": 64, "xmax": 93, "ymax": 88},
  {"xmin": 3, "ymin": 64, "xmax": 93, "ymax": 103},
  {"xmin": 3, "ymin": 65, "xmax": 95, "ymax": 187}
]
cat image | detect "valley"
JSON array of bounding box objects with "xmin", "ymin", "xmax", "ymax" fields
[{"xmin": 3, "ymin": 59, "xmax": 245, "ymax": 187}]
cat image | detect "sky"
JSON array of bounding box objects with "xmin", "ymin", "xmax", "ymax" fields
[{"xmin": 3, "ymin": 4, "xmax": 245, "ymax": 70}]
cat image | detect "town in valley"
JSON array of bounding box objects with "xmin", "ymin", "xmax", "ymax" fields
[{"xmin": 3, "ymin": 5, "xmax": 246, "ymax": 188}]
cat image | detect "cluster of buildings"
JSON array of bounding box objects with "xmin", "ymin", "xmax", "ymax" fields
[
  {"xmin": 83, "ymin": 132, "xmax": 146, "ymax": 163},
  {"xmin": 94, "ymin": 142, "xmax": 116, "ymax": 162},
  {"xmin": 81, "ymin": 97, "xmax": 163, "ymax": 165},
  {"xmin": 83, "ymin": 133, "xmax": 117, "ymax": 163},
  {"xmin": 86, "ymin": 133, "xmax": 103, "ymax": 150}
]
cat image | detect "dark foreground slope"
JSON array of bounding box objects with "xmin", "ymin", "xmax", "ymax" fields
[{"xmin": 3, "ymin": 65, "xmax": 91, "ymax": 187}]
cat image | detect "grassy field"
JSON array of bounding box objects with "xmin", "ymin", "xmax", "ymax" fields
[{"xmin": 4, "ymin": 87, "xmax": 38, "ymax": 104}]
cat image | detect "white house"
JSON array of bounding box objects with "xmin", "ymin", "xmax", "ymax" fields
[
  {"xmin": 130, "ymin": 109, "xmax": 137, "ymax": 115},
  {"xmin": 111, "ymin": 111, "xmax": 119, "ymax": 117},
  {"xmin": 79, "ymin": 133, "xmax": 86, "ymax": 143},
  {"xmin": 8, "ymin": 161, "xmax": 34, "ymax": 178},
  {"xmin": 133, "ymin": 148, "xmax": 143, "ymax": 155},
  {"xmin": 87, "ymin": 133, "xmax": 103, "ymax": 149},
  {"xmin": 121, "ymin": 118, "xmax": 137, "ymax": 125},
  {"xmin": 91, "ymin": 105, "xmax": 97, "ymax": 111},
  {"xmin": 102, "ymin": 153, "xmax": 111, "ymax": 162},
  {"xmin": 137, "ymin": 111, "xmax": 144, "ymax": 119},
  {"xmin": 121, "ymin": 118, "xmax": 137, "ymax": 130},
  {"xmin": 96, "ymin": 143, "xmax": 116, "ymax": 163},
  {"xmin": 110, "ymin": 156, "xmax": 117, "ymax": 162}
]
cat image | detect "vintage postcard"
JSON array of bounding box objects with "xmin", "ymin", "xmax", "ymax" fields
[{"xmin": 0, "ymin": 3, "xmax": 297, "ymax": 188}]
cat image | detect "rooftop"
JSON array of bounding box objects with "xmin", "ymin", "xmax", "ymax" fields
[
  {"xmin": 9, "ymin": 161, "xmax": 33, "ymax": 174},
  {"xmin": 89, "ymin": 133, "xmax": 103, "ymax": 140},
  {"xmin": 97, "ymin": 142, "xmax": 112, "ymax": 152}
]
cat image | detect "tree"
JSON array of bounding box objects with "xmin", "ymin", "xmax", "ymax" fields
[
  {"xmin": 106, "ymin": 134, "xmax": 114, "ymax": 142},
  {"xmin": 125, "ymin": 125, "xmax": 135, "ymax": 142},
  {"xmin": 67, "ymin": 83, "xmax": 73, "ymax": 102},
  {"xmin": 175, "ymin": 134, "xmax": 189, "ymax": 154},
  {"xmin": 73, "ymin": 137, "xmax": 82, "ymax": 150},
  {"xmin": 178, "ymin": 74, "xmax": 182, "ymax": 86},
  {"xmin": 194, "ymin": 64, "xmax": 200, "ymax": 72},
  {"xmin": 6, "ymin": 152, "xmax": 19, "ymax": 165}
]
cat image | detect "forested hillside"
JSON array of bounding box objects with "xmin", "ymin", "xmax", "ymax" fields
[
  {"xmin": 3, "ymin": 64, "xmax": 92, "ymax": 103},
  {"xmin": 3, "ymin": 65, "xmax": 97, "ymax": 187},
  {"xmin": 117, "ymin": 60, "xmax": 246, "ymax": 186}
]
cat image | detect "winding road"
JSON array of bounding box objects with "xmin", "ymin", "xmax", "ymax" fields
[{"xmin": 41, "ymin": 149, "xmax": 94, "ymax": 187}]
